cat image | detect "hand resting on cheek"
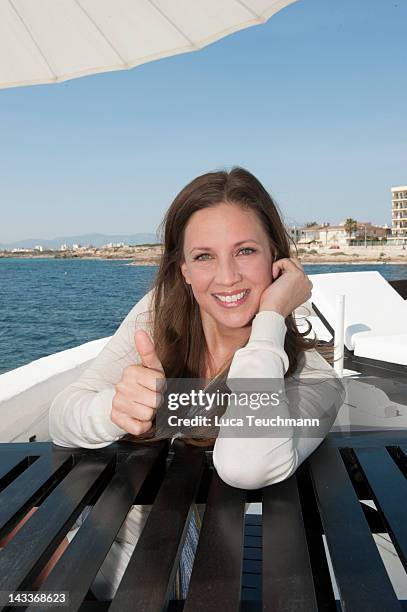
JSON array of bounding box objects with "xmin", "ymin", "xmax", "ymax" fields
[{"xmin": 259, "ymin": 257, "xmax": 313, "ymax": 319}]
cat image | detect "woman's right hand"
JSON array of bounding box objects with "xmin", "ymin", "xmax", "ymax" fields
[
  {"xmin": 259, "ymin": 257, "xmax": 312, "ymax": 318},
  {"xmin": 111, "ymin": 331, "xmax": 166, "ymax": 436}
]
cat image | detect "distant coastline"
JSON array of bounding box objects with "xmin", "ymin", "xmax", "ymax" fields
[
  {"xmin": 0, "ymin": 245, "xmax": 163, "ymax": 266},
  {"xmin": 1, "ymin": 244, "xmax": 407, "ymax": 265}
]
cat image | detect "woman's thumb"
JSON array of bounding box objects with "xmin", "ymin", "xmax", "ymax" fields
[{"xmin": 134, "ymin": 330, "xmax": 164, "ymax": 373}]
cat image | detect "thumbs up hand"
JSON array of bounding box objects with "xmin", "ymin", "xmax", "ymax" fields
[
  {"xmin": 134, "ymin": 330, "xmax": 165, "ymax": 374},
  {"xmin": 111, "ymin": 330, "xmax": 166, "ymax": 436}
]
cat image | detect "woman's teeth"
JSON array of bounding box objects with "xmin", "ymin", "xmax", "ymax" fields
[{"xmin": 214, "ymin": 290, "xmax": 248, "ymax": 303}]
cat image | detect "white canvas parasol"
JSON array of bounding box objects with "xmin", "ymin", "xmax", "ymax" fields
[{"xmin": 0, "ymin": 0, "xmax": 298, "ymax": 89}]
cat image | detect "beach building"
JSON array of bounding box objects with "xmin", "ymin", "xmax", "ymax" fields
[
  {"xmin": 298, "ymin": 223, "xmax": 347, "ymax": 246},
  {"xmin": 298, "ymin": 223, "xmax": 321, "ymax": 245},
  {"xmin": 286, "ymin": 225, "xmax": 301, "ymax": 243},
  {"xmin": 390, "ymin": 185, "xmax": 407, "ymax": 244},
  {"xmin": 319, "ymin": 224, "xmax": 348, "ymax": 246},
  {"xmin": 349, "ymin": 222, "xmax": 389, "ymax": 245},
  {"xmin": 298, "ymin": 222, "xmax": 388, "ymax": 247}
]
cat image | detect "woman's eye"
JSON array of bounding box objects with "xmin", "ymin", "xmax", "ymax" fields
[
  {"xmin": 238, "ymin": 247, "xmax": 256, "ymax": 255},
  {"xmin": 195, "ymin": 253, "xmax": 212, "ymax": 261}
]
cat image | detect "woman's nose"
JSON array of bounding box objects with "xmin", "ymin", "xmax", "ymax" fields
[{"xmin": 215, "ymin": 257, "xmax": 242, "ymax": 286}]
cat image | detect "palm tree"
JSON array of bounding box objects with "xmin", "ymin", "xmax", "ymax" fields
[{"xmin": 344, "ymin": 218, "xmax": 357, "ymax": 240}]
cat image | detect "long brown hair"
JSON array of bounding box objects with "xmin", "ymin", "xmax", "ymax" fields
[{"xmin": 130, "ymin": 168, "xmax": 320, "ymax": 447}]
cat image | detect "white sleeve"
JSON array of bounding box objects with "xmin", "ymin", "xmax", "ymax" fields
[
  {"xmin": 49, "ymin": 290, "xmax": 155, "ymax": 448},
  {"xmin": 212, "ymin": 310, "xmax": 344, "ymax": 489}
]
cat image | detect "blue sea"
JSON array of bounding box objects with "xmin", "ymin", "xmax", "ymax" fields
[{"xmin": 0, "ymin": 258, "xmax": 406, "ymax": 375}]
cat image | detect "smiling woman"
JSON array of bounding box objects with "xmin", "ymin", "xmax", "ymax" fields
[
  {"xmin": 181, "ymin": 203, "xmax": 274, "ymax": 352},
  {"xmin": 46, "ymin": 167, "xmax": 344, "ymax": 600}
]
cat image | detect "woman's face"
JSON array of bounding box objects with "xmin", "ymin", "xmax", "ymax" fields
[{"xmin": 181, "ymin": 202, "xmax": 274, "ymax": 331}]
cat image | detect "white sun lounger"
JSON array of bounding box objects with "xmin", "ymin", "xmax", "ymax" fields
[{"xmin": 308, "ymin": 271, "xmax": 407, "ymax": 366}]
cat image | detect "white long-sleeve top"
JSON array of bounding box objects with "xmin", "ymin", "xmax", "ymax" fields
[{"xmin": 49, "ymin": 289, "xmax": 344, "ymax": 494}]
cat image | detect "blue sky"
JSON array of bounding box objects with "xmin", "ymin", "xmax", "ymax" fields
[{"xmin": 0, "ymin": 0, "xmax": 406, "ymax": 243}]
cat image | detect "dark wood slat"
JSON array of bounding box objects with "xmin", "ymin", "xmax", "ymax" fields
[
  {"xmin": 0, "ymin": 453, "xmax": 28, "ymax": 482},
  {"xmin": 242, "ymin": 514, "xmax": 262, "ymax": 603},
  {"xmin": 295, "ymin": 464, "xmax": 337, "ymax": 612},
  {"xmin": 109, "ymin": 442, "xmax": 206, "ymax": 612},
  {"xmin": 0, "ymin": 455, "xmax": 114, "ymax": 598},
  {"xmin": 30, "ymin": 443, "xmax": 167, "ymax": 612},
  {"xmin": 0, "ymin": 443, "xmax": 54, "ymax": 454},
  {"xmin": 345, "ymin": 352, "xmax": 407, "ymax": 379},
  {"xmin": 184, "ymin": 473, "xmax": 246, "ymax": 612},
  {"xmin": 354, "ymin": 447, "xmax": 407, "ymax": 570},
  {"xmin": 309, "ymin": 439, "xmax": 402, "ymax": 612},
  {"xmin": 263, "ymin": 475, "xmax": 318, "ymax": 612},
  {"xmin": 330, "ymin": 431, "xmax": 407, "ymax": 448},
  {"xmin": 0, "ymin": 453, "xmax": 72, "ymax": 536}
]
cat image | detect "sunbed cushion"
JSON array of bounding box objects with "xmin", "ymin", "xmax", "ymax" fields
[
  {"xmin": 309, "ymin": 271, "xmax": 407, "ymax": 350},
  {"xmin": 354, "ymin": 332, "xmax": 407, "ymax": 366}
]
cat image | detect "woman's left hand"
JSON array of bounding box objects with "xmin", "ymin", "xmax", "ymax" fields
[{"xmin": 259, "ymin": 257, "xmax": 312, "ymax": 318}]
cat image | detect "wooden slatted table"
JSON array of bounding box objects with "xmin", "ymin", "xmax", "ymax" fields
[{"xmin": 0, "ymin": 432, "xmax": 406, "ymax": 611}]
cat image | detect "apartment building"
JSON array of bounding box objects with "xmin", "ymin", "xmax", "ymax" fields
[{"xmin": 391, "ymin": 186, "xmax": 407, "ymax": 244}]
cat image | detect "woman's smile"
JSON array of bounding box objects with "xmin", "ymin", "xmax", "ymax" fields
[{"xmin": 212, "ymin": 288, "xmax": 251, "ymax": 308}]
